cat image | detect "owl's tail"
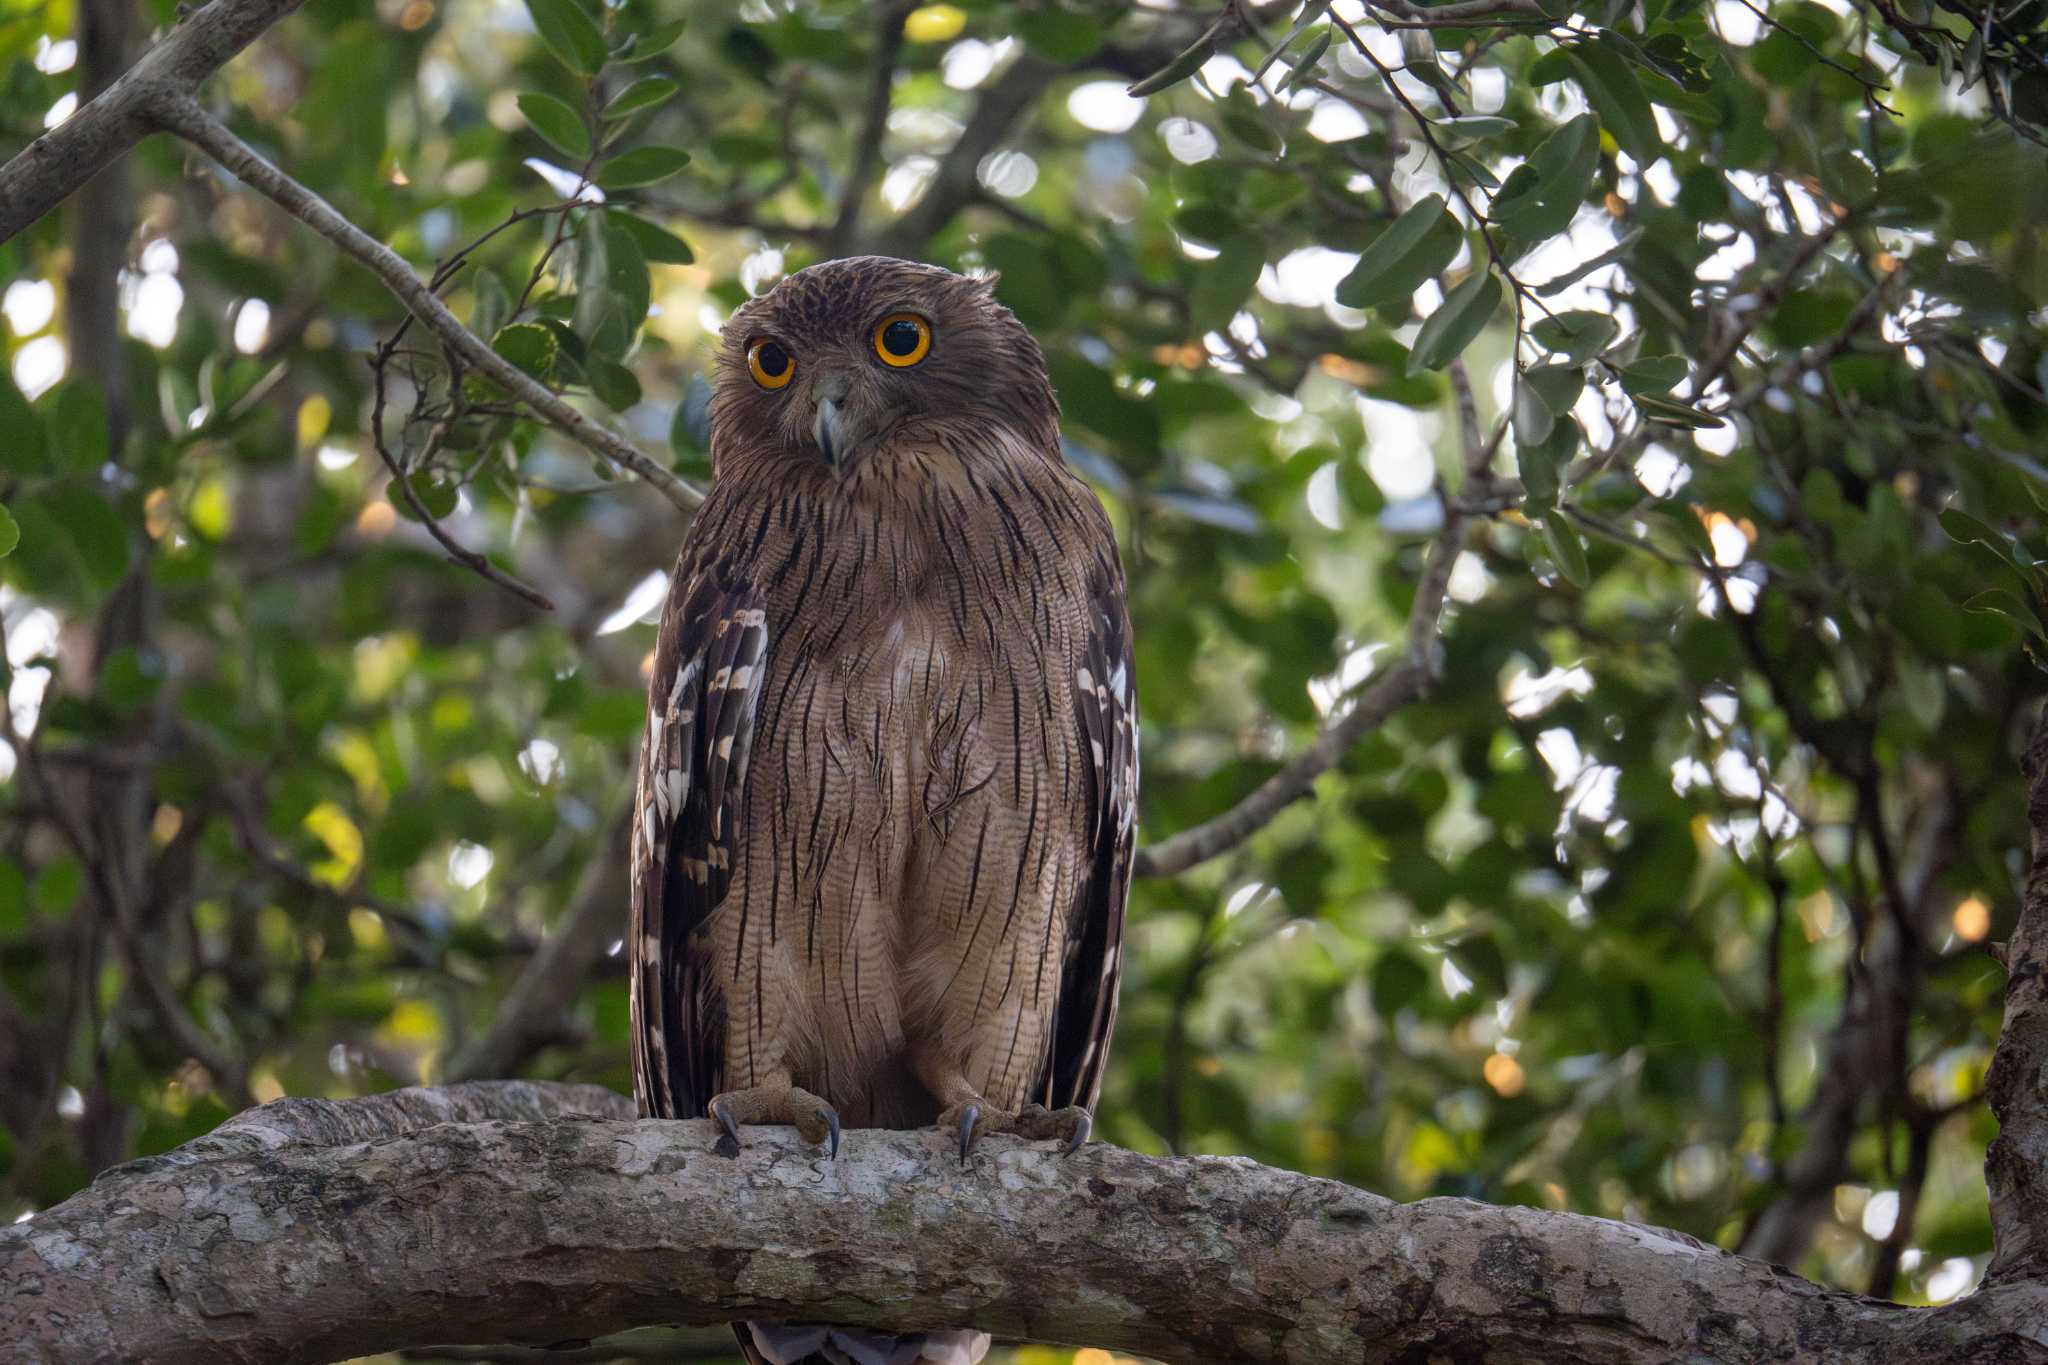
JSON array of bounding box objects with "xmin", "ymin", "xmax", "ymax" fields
[{"xmin": 737, "ymin": 1320, "xmax": 991, "ymax": 1365}]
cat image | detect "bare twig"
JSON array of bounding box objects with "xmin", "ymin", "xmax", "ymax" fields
[{"xmin": 826, "ymin": 0, "xmax": 918, "ymax": 257}]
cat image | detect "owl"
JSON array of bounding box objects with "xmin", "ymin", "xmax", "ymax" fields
[{"xmin": 628, "ymin": 256, "xmax": 1139, "ymax": 1365}]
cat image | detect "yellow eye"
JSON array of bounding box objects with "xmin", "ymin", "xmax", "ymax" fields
[
  {"xmin": 748, "ymin": 338, "xmax": 794, "ymax": 390},
  {"xmin": 873, "ymin": 313, "xmax": 932, "ymax": 367}
]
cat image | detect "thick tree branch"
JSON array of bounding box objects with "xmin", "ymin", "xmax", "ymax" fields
[
  {"xmin": 6, "ymin": 1079, "xmax": 2046, "ymax": 1365},
  {"xmin": 0, "ymin": 0, "xmax": 305, "ymax": 242},
  {"xmin": 0, "ymin": 0, "xmax": 700, "ymax": 516},
  {"xmin": 1987, "ymin": 702, "xmax": 2048, "ymax": 1283}
]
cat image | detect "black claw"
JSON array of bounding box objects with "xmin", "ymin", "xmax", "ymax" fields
[
  {"xmin": 712, "ymin": 1101, "xmax": 742, "ymax": 1158},
  {"xmin": 957, "ymin": 1104, "xmax": 980, "ymax": 1167},
  {"xmin": 820, "ymin": 1106, "xmax": 841, "ymax": 1159},
  {"xmin": 1063, "ymin": 1110, "xmax": 1093, "ymax": 1157}
]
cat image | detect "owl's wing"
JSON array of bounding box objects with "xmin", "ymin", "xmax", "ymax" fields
[
  {"xmin": 629, "ymin": 561, "xmax": 769, "ymax": 1121},
  {"xmin": 1041, "ymin": 555, "xmax": 1139, "ymax": 1113}
]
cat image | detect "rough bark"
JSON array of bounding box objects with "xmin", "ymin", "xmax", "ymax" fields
[
  {"xmin": 1987, "ymin": 706, "xmax": 2048, "ymax": 1284},
  {"xmin": 0, "ymin": 0, "xmax": 305, "ymax": 243},
  {"xmin": 4, "ymin": 1079, "xmax": 2047, "ymax": 1365}
]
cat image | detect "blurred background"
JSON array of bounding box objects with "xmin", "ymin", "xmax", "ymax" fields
[{"xmin": 3, "ymin": 0, "xmax": 2046, "ymax": 1359}]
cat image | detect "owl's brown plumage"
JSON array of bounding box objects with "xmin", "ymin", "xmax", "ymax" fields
[{"xmin": 627, "ymin": 257, "xmax": 1137, "ymax": 1365}]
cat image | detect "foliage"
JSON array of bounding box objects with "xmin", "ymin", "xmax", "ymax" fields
[{"xmin": 1, "ymin": 0, "xmax": 2046, "ymax": 1354}]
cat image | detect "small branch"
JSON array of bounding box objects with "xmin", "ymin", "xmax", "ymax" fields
[
  {"xmin": 1136, "ymin": 374, "xmax": 1492, "ymax": 879},
  {"xmin": 826, "ymin": 0, "xmax": 917, "ymax": 258},
  {"xmin": 8, "ymin": 1080, "xmax": 2047, "ymax": 1364},
  {"xmin": 155, "ymin": 99, "xmax": 702, "ymax": 515},
  {"xmin": 444, "ymin": 811, "xmax": 632, "ymax": 1083},
  {"xmin": 868, "ymin": 55, "xmax": 1063, "ymax": 259}
]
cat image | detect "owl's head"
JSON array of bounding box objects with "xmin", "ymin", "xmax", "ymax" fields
[{"xmin": 710, "ymin": 256, "xmax": 1057, "ymax": 477}]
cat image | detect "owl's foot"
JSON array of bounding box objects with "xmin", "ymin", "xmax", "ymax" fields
[
  {"xmin": 938, "ymin": 1100, "xmax": 1092, "ymax": 1165},
  {"xmin": 706, "ymin": 1085, "xmax": 840, "ymax": 1159}
]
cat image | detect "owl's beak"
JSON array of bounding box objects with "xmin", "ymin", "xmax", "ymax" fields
[
  {"xmin": 813, "ymin": 372, "xmax": 853, "ymax": 469},
  {"xmin": 814, "ymin": 396, "xmax": 845, "ymax": 468}
]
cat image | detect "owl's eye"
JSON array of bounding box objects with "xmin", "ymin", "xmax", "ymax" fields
[
  {"xmin": 873, "ymin": 313, "xmax": 932, "ymax": 368},
  {"xmin": 748, "ymin": 339, "xmax": 795, "ymax": 390}
]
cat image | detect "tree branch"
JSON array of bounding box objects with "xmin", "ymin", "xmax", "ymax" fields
[
  {"xmin": 0, "ymin": 0, "xmax": 701, "ymax": 516},
  {"xmin": 0, "ymin": 0, "xmax": 305, "ymax": 242},
  {"xmin": 444, "ymin": 811, "xmax": 633, "ymax": 1084},
  {"xmin": 1986, "ymin": 701, "xmax": 2048, "ymax": 1283},
  {"xmin": 1134, "ymin": 366, "xmax": 1495, "ymax": 880},
  {"xmin": 6, "ymin": 1079, "xmax": 2045, "ymax": 1365}
]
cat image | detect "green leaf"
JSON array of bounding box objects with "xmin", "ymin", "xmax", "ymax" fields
[
  {"xmin": 1190, "ymin": 234, "xmax": 1266, "ymax": 331},
  {"xmin": 1282, "ymin": 28, "xmax": 1332, "ymax": 92},
  {"xmin": 1939, "ymin": 508, "xmax": 2019, "ymax": 561},
  {"xmin": 392, "ymin": 472, "xmax": 459, "ymax": 521},
  {"xmin": 471, "ymin": 269, "xmax": 512, "ymax": 341},
  {"xmin": 0, "ymin": 373, "xmax": 47, "ymax": 473},
  {"xmin": 0, "ymin": 503, "xmax": 17, "ymax": 559},
  {"xmin": 1513, "ymin": 364, "xmax": 1586, "ymax": 447},
  {"xmin": 1633, "ymin": 394, "xmax": 1725, "ymax": 428},
  {"xmin": 1565, "ymin": 39, "xmax": 1663, "ymax": 165},
  {"xmin": 604, "ymin": 76, "xmax": 679, "ymax": 121},
  {"xmin": 1336, "ymin": 195, "xmax": 1464, "ymax": 311},
  {"xmin": 40, "ymin": 483, "xmax": 130, "ymax": 589},
  {"xmin": 1406, "ymin": 271, "xmax": 1501, "ymax": 374},
  {"xmin": 598, "ymin": 145, "xmax": 691, "ymax": 188},
  {"xmin": 619, "ymin": 17, "xmax": 685, "ymax": 61},
  {"xmin": 606, "ymin": 208, "xmax": 694, "ymax": 264},
  {"xmin": 1017, "ymin": 11, "xmax": 1103, "ymax": 61},
  {"xmin": 49, "ymin": 381, "xmax": 110, "ymax": 473},
  {"xmin": 1513, "ymin": 377, "xmax": 1555, "ymax": 448},
  {"xmin": 1518, "ymin": 415, "xmax": 1579, "ymax": 513},
  {"xmin": 1493, "ymin": 114, "xmax": 1600, "ymax": 242},
  {"xmin": 517, "ymin": 91, "xmax": 591, "ymax": 161},
  {"xmin": 1127, "ymin": 35, "xmax": 1212, "ymax": 96},
  {"xmin": 493, "ymin": 322, "xmax": 559, "ymax": 380},
  {"xmin": 1173, "ymin": 203, "xmax": 1240, "ymax": 246},
  {"xmin": 1530, "ymin": 310, "xmax": 1619, "ymax": 363},
  {"xmin": 525, "ymin": 0, "xmax": 608, "ymax": 75},
  {"xmin": 1219, "ymin": 88, "xmax": 1280, "ymax": 153},
  {"xmin": 1434, "ymin": 115, "xmax": 1517, "ymax": 142},
  {"xmin": 1962, "ymin": 588, "xmax": 2045, "ymax": 639},
  {"xmin": 572, "ymin": 212, "xmax": 650, "ymax": 360},
  {"xmin": 1619, "ymin": 354, "xmax": 1690, "ymax": 394},
  {"xmin": 1543, "ymin": 516, "xmax": 1590, "ymax": 585},
  {"xmin": 586, "ymin": 357, "xmax": 643, "ymax": 411},
  {"xmin": 1371, "ymin": 951, "xmax": 1430, "ymax": 1013}
]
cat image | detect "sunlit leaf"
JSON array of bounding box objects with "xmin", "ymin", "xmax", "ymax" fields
[
  {"xmin": 517, "ymin": 91, "xmax": 591, "ymax": 161},
  {"xmin": 524, "ymin": 0, "xmax": 608, "ymax": 75}
]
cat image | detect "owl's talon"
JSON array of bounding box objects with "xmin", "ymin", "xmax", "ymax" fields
[
  {"xmin": 711, "ymin": 1100, "xmax": 742, "ymax": 1156},
  {"xmin": 956, "ymin": 1104, "xmax": 980, "ymax": 1166},
  {"xmin": 821, "ymin": 1105, "xmax": 842, "ymax": 1159},
  {"xmin": 706, "ymin": 1085, "xmax": 836, "ymax": 1155},
  {"xmin": 1062, "ymin": 1109, "xmax": 1093, "ymax": 1156}
]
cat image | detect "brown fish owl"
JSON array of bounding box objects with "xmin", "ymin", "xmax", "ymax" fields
[{"xmin": 628, "ymin": 257, "xmax": 1138, "ymax": 1365}]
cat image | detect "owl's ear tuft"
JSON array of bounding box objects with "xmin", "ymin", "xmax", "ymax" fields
[{"xmin": 967, "ymin": 269, "xmax": 1002, "ymax": 294}]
